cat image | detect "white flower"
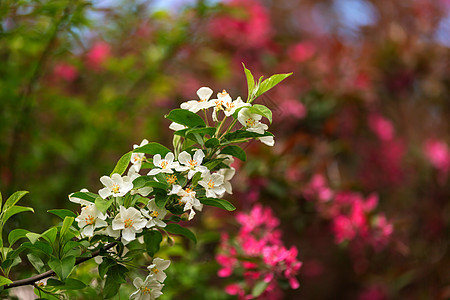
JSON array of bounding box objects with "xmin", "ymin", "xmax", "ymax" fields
[
  {"xmin": 223, "ymin": 96, "xmax": 250, "ymax": 117},
  {"xmin": 169, "ymin": 122, "xmax": 187, "ymax": 131},
  {"xmin": 141, "ymin": 199, "xmax": 167, "ymax": 228},
  {"xmin": 211, "ymin": 90, "xmax": 233, "ymax": 121},
  {"xmin": 175, "ymin": 149, "xmax": 208, "ymax": 179},
  {"xmin": 69, "ymin": 188, "xmax": 92, "ymax": 206},
  {"xmin": 98, "ymin": 173, "xmax": 133, "ymax": 199},
  {"xmin": 112, "ymin": 206, "xmax": 147, "ymax": 242},
  {"xmin": 217, "ymin": 167, "xmax": 235, "ymax": 196},
  {"xmin": 75, "ymin": 205, "xmax": 108, "ymax": 237},
  {"xmin": 238, "ymin": 107, "xmax": 275, "ymax": 146},
  {"xmin": 103, "ymin": 225, "xmax": 120, "ymax": 239},
  {"xmin": 130, "ymin": 275, "xmax": 164, "ymax": 300},
  {"xmin": 148, "ymin": 152, "xmax": 179, "ymax": 176},
  {"xmin": 131, "ymin": 139, "xmax": 149, "ymax": 171},
  {"xmin": 147, "ymin": 258, "xmax": 171, "ymax": 282},
  {"xmin": 169, "ymin": 185, "xmax": 203, "ymax": 220},
  {"xmin": 180, "ymin": 87, "xmax": 215, "ymax": 113},
  {"xmin": 127, "ymin": 166, "xmax": 153, "ymax": 196},
  {"xmin": 198, "ymin": 172, "xmax": 226, "ymax": 198}
]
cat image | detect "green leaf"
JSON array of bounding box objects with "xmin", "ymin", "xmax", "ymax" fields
[
  {"xmin": 222, "ymin": 130, "xmax": 273, "ymax": 142},
  {"xmin": 4, "ymin": 191, "xmax": 28, "ymax": 211},
  {"xmin": 199, "ymin": 198, "xmax": 236, "ymax": 211},
  {"xmin": 95, "ymin": 197, "xmax": 113, "ymax": 214},
  {"xmin": 2, "ymin": 206, "xmax": 34, "ymax": 224},
  {"xmin": 255, "ymin": 72, "xmax": 292, "ymax": 98},
  {"xmin": 165, "ymin": 223, "xmax": 197, "ymax": 244},
  {"xmin": 48, "ymin": 256, "xmax": 76, "ymax": 280},
  {"xmin": 98, "ymin": 257, "xmax": 116, "ymax": 278},
  {"xmin": 69, "ymin": 192, "xmax": 97, "ymax": 203},
  {"xmin": 204, "ymin": 158, "xmax": 227, "ymax": 171},
  {"xmin": 21, "ymin": 241, "xmax": 53, "ymax": 256},
  {"xmin": 252, "ymin": 280, "xmax": 269, "ymax": 297},
  {"xmin": 133, "ymin": 142, "xmax": 171, "ymax": 156},
  {"xmin": 192, "ymin": 171, "xmax": 204, "ymax": 187},
  {"xmin": 243, "ymin": 63, "xmax": 255, "ymax": 101},
  {"xmin": 27, "ymin": 253, "xmax": 45, "ymax": 273},
  {"xmin": 249, "ymin": 104, "xmax": 273, "ymax": 123},
  {"xmin": 143, "ymin": 230, "xmax": 163, "ymax": 257},
  {"xmin": 165, "ymin": 109, "xmax": 206, "ymax": 128},
  {"xmin": 60, "ymin": 216, "xmax": 74, "ymax": 240},
  {"xmin": 60, "ymin": 278, "xmax": 87, "ymax": 290},
  {"xmin": 62, "ymin": 240, "xmax": 81, "ymax": 257},
  {"xmin": 41, "ymin": 227, "xmax": 58, "ymax": 245},
  {"xmin": 110, "ymin": 151, "xmax": 132, "ymax": 176},
  {"xmin": 47, "ymin": 209, "xmax": 77, "ymax": 220},
  {"xmin": 26, "ymin": 232, "xmax": 41, "ymax": 244},
  {"xmin": 205, "ymin": 138, "xmax": 220, "ymax": 148},
  {"xmin": 0, "ymin": 275, "xmax": 12, "ymax": 287},
  {"xmin": 107, "ymin": 265, "xmax": 128, "ymax": 284},
  {"xmin": 154, "ymin": 190, "xmax": 168, "ymax": 209},
  {"xmin": 220, "ymin": 145, "xmax": 247, "ymax": 161},
  {"xmin": 187, "ymin": 127, "xmax": 216, "ymax": 137},
  {"xmin": 8, "ymin": 229, "xmax": 30, "ymax": 246},
  {"xmin": 103, "ymin": 274, "xmax": 120, "ymax": 299}
]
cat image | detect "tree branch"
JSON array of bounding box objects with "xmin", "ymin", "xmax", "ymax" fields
[{"xmin": 4, "ymin": 242, "xmax": 117, "ymax": 290}]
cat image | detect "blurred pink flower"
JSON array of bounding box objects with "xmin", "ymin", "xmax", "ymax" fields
[
  {"xmin": 53, "ymin": 63, "xmax": 78, "ymax": 82},
  {"xmin": 279, "ymin": 99, "xmax": 307, "ymax": 119},
  {"xmin": 209, "ymin": 0, "xmax": 271, "ymax": 48},
  {"xmin": 287, "ymin": 42, "xmax": 315, "ymax": 63},
  {"xmin": 86, "ymin": 41, "xmax": 111, "ymax": 70},
  {"xmin": 368, "ymin": 114, "xmax": 395, "ymax": 141},
  {"xmin": 358, "ymin": 285, "xmax": 387, "ymax": 300},
  {"xmin": 423, "ymin": 138, "xmax": 450, "ymax": 175}
]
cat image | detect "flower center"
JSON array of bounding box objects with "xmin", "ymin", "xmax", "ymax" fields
[
  {"xmin": 187, "ymin": 159, "xmax": 198, "ymax": 169},
  {"xmin": 160, "ymin": 161, "xmax": 168, "ymax": 169},
  {"xmin": 166, "ymin": 174, "xmax": 177, "ymax": 184},
  {"xmin": 140, "ymin": 286, "xmax": 152, "ymax": 295},
  {"xmin": 133, "ymin": 155, "xmax": 141, "ymax": 163},
  {"xmin": 111, "ymin": 184, "xmax": 120, "ymax": 194},
  {"xmin": 185, "ymin": 187, "xmax": 193, "ymax": 193},
  {"xmin": 151, "ymin": 267, "xmax": 159, "ymax": 274},
  {"xmin": 124, "ymin": 218, "xmax": 134, "ymax": 228},
  {"xmin": 150, "ymin": 211, "xmax": 159, "ymax": 218},
  {"xmin": 225, "ymin": 102, "xmax": 235, "ymax": 112},
  {"xmin": 207, "ymin": 180, "xmax": 215, "ymax": 189},
  {"xmin": 246, "ymin": 118, "xmax": 255, "ymax": 127},
  {"xmin": 85, "ymin": 215, "xmax": 95, "ymax": 225}
]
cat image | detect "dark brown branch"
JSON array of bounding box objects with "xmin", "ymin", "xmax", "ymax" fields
[{"xmin": 4, "ymin": 242, "xmax": 117, "ymax": 290}]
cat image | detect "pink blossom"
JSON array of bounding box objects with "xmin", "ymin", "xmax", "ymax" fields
[
  {"xmin": 279, "ymin": 99, "xmax": 307, "ymax": 119},
  {"xmin": 86, "ymin": 41, "xmax": 111, "ymax": 70},
  {"xmin": 423, "ymin": 138, "xmax": 450, "ymax": 174},
  {"xmin": 368, "ymin": 113, "xmax": 395, "ymax": 141},
  {"xmin": 303, "ymin": 174, "xmax": 333, "ymax": 202},
  {"xmin": 208, "ymin": 0, "xmax": 271, "ymax": 48},
  {"xmin": 225, "ymin": 283, "xmax": 244, "ymax": 296},
  {"xmin": 53, "ymin": 63, "xmax": 78, "ymax": 82},
  {"xmin": 287, "ymin": 41, "xmax": 315, "ymax": 63}
]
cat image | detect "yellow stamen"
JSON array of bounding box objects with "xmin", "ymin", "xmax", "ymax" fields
[
  {"xmin": 151, "ymin": 267, "xmax": 159, "ymax": 274},
  {"xmin": 187, "ymin": 160, "xmax": 197, "ymax": 169},
  {"xmin": 140, "ymin": 286, "xmax": 152, "ymax": 294},
  {"xmin": 246, "ymin": 118, "xmax": 255, "ymax": 127},
  {"xmin": 124, "ymin": 218, "xmax": 134, "ymax": 228},
  {"xmin": 160, "ymin": 161, "xmax": 168, "ymax": 169},
  {"xmin": 207, "ymin": 180, "xmax": 215, "ymax": 189},
  {"xmin": 111, "ymin": 184, "xmax": 120, "ymax": 194},
  {"xmin": 166, "ymin": 174, "xmax": 177, "ymax": 184},
  {"xmin": 150, "ymin": 211, "xmax": 159, "ymax": 218},
  {"xmin": 185, "ymin": 187, "xmax": 193, "ymax": 193},
  {"xmin": 85, "ymin": 215, "xmax": 95, "ymax": 225}
]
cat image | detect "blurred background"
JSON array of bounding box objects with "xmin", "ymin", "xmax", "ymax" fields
[{"xmin": 1, "ymin": 0, "xmax": 449, "ymax": 299}]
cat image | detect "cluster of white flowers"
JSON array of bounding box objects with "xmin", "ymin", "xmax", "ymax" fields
[
  {"xmin": 130, "ymin": 257, "xmax": 170, "ymax": 300},
  {"xmin": 171, "ymin": 87, "xmax": 274, "ymax": 146}
]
